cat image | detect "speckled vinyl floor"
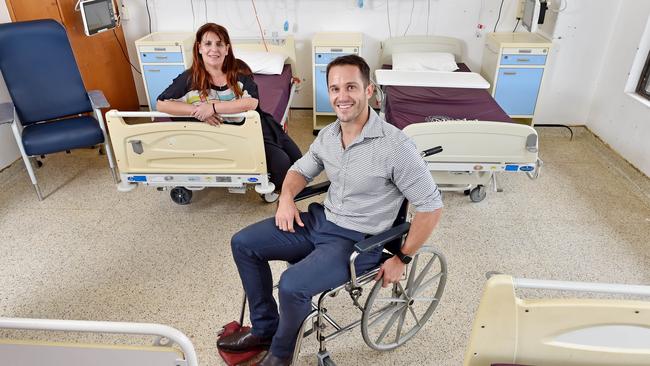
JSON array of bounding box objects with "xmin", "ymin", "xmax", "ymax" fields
[{"xmin": 0, "ymin": 110, "xmax": 649, "ymax": 365}]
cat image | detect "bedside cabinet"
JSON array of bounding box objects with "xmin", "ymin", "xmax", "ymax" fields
[
  {"xmin": 481, "ymin": 32, "xmax": 552, "ymax": 122},
  {"xmin": 135, "ymin": 32, "xmax": 194, "ymax": 111},
  {"xmin": 312, "ymin": 32, "xmax": 363, "ymax": 133}
]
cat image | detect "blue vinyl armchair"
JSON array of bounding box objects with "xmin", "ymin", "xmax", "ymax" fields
[{"xmin": 0, "ymin": 19, "xmax": 118, "ymax": 200}]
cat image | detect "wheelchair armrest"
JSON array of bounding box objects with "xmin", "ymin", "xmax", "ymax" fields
[
  {"xmin": 353, "ymin": 222, "xmax": 411, "ymax": 254},
  {"xmin": 88, "ymin": 90, "xmax": 110, "ymax": 109},
  {"xmin": 294, "ymin": 181, "xmax": 331, "ymax": 202},
  {"xmin": 0, "ymin": 102, "xmax": 14, "ymax": 125}
]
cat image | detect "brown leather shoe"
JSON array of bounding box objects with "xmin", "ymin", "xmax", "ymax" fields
[
  {"xmin": 256, "ymin": 351, "xmax": 291, "ymax": 366},
  {"xmin": 217, "ymin": 328, "xmax": 272, "ymax": 353}
]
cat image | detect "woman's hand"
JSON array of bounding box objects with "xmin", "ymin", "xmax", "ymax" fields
[
  {"xmin": 203, "ymin": 115, "xmax": 223, "ymax": 126},
  {"xmin": 191, "ymin": 103, "xmax": 219, "ymax": 123}
]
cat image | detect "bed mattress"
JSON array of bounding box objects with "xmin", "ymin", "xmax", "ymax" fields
[
  {"xmin": 384, "ymin": 63, "xmax": 512, "ymax": 129},
  {"xmin": 254, "ymin": 64, "xmax": 293, "ymax": 124}
]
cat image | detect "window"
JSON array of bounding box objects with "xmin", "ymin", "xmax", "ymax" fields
[{"xmin": 636, "ymin": 50, "xmax": 650, "ymax": 101}]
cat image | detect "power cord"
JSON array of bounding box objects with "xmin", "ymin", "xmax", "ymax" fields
[
  {"xmin": 145, "ymin": 0, "xmax": 152, "ymax": 33},
  {"xmin": 403, "ymin": 0, "xmax": 415, "ymax": 36},
  {"xmin": 386, "ymin": 0, "xmax": 392, "ymax": 38},
  {"xmin": 251, "ymin": 0, "xmax": 269, "ymax": 51},
  {"xmin": 493, "ymin": 0, "xmax": 504, "ymax": 32},
  {"xmin": 112, "ymin": 28, "xmax": 141, "ymax": 74},
  {"xmin": 513, "ymin": 18, "xmax": 520, "ymax": 32}
]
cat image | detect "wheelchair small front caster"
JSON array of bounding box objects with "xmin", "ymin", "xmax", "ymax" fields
[
  {"xmin": 317, "ymin": 351, "xmax": 336, "ymax": 366},
  {"xmin": 170, "ymin": 186, "xmax": 192, "ymax": 205},
  {"xmin": 469, "ymin": 185, "xmax": 486, "ymax": 203}
]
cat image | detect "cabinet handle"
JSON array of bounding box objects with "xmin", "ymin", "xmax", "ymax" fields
[
  {"xmin": 503, "ymin": 72, "xmax": 517, "ymax": 76},
  {"xmin": 147, "ymin": 69, "xmax": 161, "ymax": 72},
  {"xmin": 516, "ymin": 58, "xmax": 530, "ymax": 62},
  {"xmin": 155, "ymin": 56, "xmax": 168, "ymax": 60}
]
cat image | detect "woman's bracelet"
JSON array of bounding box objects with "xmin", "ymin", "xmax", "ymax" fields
[{"xmin": 212, "ymin": 103, "xmax": 217, "ymax": 114}]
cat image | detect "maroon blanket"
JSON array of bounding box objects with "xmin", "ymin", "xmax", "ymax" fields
[
  {"xmin": 254, "ymin": 64, "xmax": 293, "ymax": 124},
  {"xmin": 383, "ymin": 63, "xmax": 512, "ymax": 129}
]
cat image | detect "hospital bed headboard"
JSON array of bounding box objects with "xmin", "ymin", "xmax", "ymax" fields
[
  {"xmin": 380, "ymin": 36, "xmax": 464, "ymax": 65},
  {"xmin": 232, "ymin": 36, "xmax": 298, "ymax": 78}
]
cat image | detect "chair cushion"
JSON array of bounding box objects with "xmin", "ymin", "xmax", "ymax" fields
[{"xmin": 22, "ymin": 116, "xmax": 104, "ymax": 156}]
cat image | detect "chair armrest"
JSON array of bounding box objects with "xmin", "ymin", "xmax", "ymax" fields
[
  {"xmin": 353, "ymin": 222, "xmax": 411, "ymax": 254},
  {"xmin": 88, "ymin": 90, "xmax": 110, "ymax": 109},
  {"xmin": 294, "ymin": 181, "xmax": 331, "ymax": 202},
  {"xmin": 0, "ymin": 102, "xmax": 14, "ymax": 125}
]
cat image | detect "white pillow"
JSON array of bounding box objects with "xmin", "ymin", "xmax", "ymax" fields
[
  {"xmin": 392, "ymin": 52, "xmax": 459, "ymax": 72},
  {"xmin": 234, "ymin": 49, "xmax": 287, "ymax": 75}
]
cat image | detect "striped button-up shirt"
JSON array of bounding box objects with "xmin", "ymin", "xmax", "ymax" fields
[{"xmin": 290, "ymin": 108, "xmax": 443, "ymax": 235}]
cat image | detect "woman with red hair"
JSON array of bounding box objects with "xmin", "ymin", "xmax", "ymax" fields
[{"xmin": 157, "ymin": 23, "xmax": 302, "ymax": 190}]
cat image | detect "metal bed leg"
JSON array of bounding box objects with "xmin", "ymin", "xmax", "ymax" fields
[{"xmin": 491, "ymin": 172, "xmax": 503, "ymax": 193}]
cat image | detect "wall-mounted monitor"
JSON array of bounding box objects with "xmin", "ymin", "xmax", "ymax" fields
[
  {"xmin": 80, "ymin": 0, "xmax": 116, "ymax": 36},
  {"xmin": 522, "ymin": 0, "xmax": 548, "ymax": 33}
]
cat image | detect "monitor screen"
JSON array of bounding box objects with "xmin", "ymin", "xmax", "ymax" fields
[{"xmin": 80, "ymin": 0, "xmax": 116, "ymax": 36}]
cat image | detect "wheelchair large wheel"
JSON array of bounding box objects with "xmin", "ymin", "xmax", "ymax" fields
[{"xmin": 360, "ymin": 248, "xmax": 447, "ymax": 351}]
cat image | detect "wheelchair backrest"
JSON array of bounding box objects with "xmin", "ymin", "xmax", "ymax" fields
[
  {"xmin": 0, "ymin": 19, "xmax": 92, "ymax": 125},
  {"xmin": 383, "ymin": 199, "xmax": 409, "ymax": 255}
]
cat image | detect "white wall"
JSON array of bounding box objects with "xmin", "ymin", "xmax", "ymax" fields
[
  {"xmin": 0, "ymin": 1, "xmax": 20, "ymax": 170},
  {"xmin": 120, "ymin": 0, "xmax": 524, "ymax": 108},
  {"xmin": 532, "ymin": 0, "xmax": 619, "ymax": 125},
  {"xmin": 587, "ymin": 1, "xmax": 650, "ymax": 176}
]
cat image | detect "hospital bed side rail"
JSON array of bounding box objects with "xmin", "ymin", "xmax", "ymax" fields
[{"xmin": 0, "ymin": 317, "xmax": 198, "ymax": 366}]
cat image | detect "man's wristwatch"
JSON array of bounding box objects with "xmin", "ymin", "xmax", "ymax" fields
[{"xmin": 395, "ymin": 249, "xmax": 413, "ymax": 264}]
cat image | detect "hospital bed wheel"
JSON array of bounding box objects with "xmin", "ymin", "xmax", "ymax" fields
[
  {"xmin": 261, "ymin": 192, "xmax": 279, "ymax": 203},
  {"xmin": 360, "ymin": 249, "xmax": 447, "ymax": 351},
  {"xmin": 170, "ymin": 186, "xmax": 192, "ymax": 205},
  {"xmin": 469, "ymin": 185, "xmax": 486, "ymax": 203}
]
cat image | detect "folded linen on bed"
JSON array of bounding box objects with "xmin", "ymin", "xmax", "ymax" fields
[{"xmin": 375, "ymin": 69, "xmax": 489, "ymax": 89}]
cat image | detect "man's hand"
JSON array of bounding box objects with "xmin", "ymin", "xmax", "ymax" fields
[
  {"xmin": 191, "ymin": 103, "xmax": 218, "ymax": 122},
  {"xmin": 374, "ymin": 255, "xmax": 406, "ymax": 288},
  {"xmin": 275, "ymin": 196, "xmax": 304, "ymax": 233}
]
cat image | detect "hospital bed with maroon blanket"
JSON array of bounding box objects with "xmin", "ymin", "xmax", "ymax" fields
[{"xmin": 376, "ymin": 36, "xmax": 541, "ymax": 202}]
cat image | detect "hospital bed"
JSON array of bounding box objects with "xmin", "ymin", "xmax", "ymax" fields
[
  {"xmin": 464, "ymin": 274, "xmax": 650, "ymax": 366},
  {"xmin": 0, "ymin": 317, "xmax": 198, "ymax": 366},
  {"xmin": 376, "ymin": 36, "xmax": 540, "ymax": 202},
  {"xmin": 107, "ymin": 37, "xmax": 300, "ymax": 205},
  {"xmin": 233, "ymin": 36, "xmax": 300, "ymax": 130}
]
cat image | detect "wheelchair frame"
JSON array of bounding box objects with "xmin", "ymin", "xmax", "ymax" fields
[{"xmin": 236, "ymin": 175, "xmax": 448, "ymax": 366}]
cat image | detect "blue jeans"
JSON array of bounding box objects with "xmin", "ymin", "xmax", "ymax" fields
[{"xmin": 230, "ymin": 203, "xmax": 383, "ymax": 359}]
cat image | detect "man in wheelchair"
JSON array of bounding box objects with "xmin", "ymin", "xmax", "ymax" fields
[{"xmin": 218, "ymin": 55, "xmax": 443, "ymax": 366}]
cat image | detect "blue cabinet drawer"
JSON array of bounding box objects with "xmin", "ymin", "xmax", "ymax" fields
[
  {"xmin": 500, "ymin": 54, "xmax": 547, "ymax": 65},
  {"xmin": 139, "ymin": 52, "xmax": 184, "ymax": 64},
  {"xmin": 143, "ymin": 64, "xmax": 186, "ymax": 110},
  {"xmin": 314, "ymin": 65, "xmax": 333, "ymax": 113},
  {"xmin": 494, "ymin": 68, "xmax": 544, "ymax": 116},
  {"xmin": 315, "ymin": 52, "xmax": 356, "ymax": 65}
]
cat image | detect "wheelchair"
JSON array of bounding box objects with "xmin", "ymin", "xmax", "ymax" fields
[{"xmin": 224, "ymin": 147, "xmax": 447, "ymax": 366}]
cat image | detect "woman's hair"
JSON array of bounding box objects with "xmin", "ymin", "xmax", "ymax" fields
[{"xmin": 190, "ymin": 23, "xmax": 250, "ymax": 99}]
